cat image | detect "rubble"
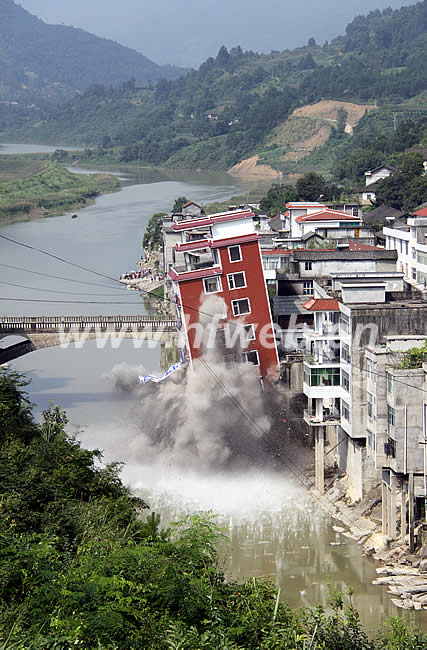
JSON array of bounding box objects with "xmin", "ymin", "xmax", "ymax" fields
[{"xmin": 311, "ymin": 474, "xmax": 427, "ymax": 610}]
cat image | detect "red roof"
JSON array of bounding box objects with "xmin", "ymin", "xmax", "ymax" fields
[
  {"xmin": 349, "ymin": 241, "xmax": 379, "ymax": 251},
  {"xmin": 262, "ymin": 249, "xmax": 293, "ymax": 256},
  {"xmin": 182, "ymin": 201, "xmax": 201, "ymax": 208},
  {"xmin": 295, "ymin": 209, "xmax": 361, "ymax": 223},
  {"xmin": 414, "ymin": 207, "xmax": 427, "ymax": 217},
  {"xmin": 303, "ymin": 298, "xmax": 340, "ymax": 312},
  {"xmin": 172, "ymin": 209, "xmax": 254, "ymax": 231},
  {"xmin": 175, "ymin": 239, "xmax": 211, "ymax": 252}
]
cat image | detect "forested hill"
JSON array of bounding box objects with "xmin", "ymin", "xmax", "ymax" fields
[
  {"xmin": 4, "ymin": 0, "xmax": 427, "ymax": 172},
  {"xmin": 0, "ymin": 0, "xmax": 182, "ymax": 104}
]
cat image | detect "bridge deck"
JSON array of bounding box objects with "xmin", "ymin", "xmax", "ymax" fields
[{"xmin": 0, "ymin": 315, "xmax": 177, "ymax": 332}]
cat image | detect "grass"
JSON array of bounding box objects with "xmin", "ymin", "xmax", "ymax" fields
[
  {"xmin": 0, "ymin": 156, "xmax": 48, "ymax": 183},
  {"xmin": 0, "ymin": 162, "xmax": 120, "ymax": 220}
]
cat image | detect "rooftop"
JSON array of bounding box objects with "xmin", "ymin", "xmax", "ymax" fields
[
  {"xmin": 295, "ymin": 208, "xmax": 361, "ymax": 223},
  {"xmin": 172, "ymin": 208, "xmax": 254, "ymax": 231},
  {"xmin": 303, "ymin": 298, "xmax": 340, "ymax": 312},
  {"xmin": 293, "ymin": 249, "xmax": 398, "ymax": 261}
]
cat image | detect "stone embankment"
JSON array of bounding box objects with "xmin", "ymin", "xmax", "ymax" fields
[{"xmin": 311, "ymin": 474, "xmax": 427, "ymax": 610}]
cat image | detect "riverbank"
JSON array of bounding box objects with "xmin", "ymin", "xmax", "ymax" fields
[
  {"xmin": 312, "ymin": 473, "xmax": 427, "ymax": 613},
  {"xmin": 0, "ymin": 162, "xmax": 119, "ymax": 222}
]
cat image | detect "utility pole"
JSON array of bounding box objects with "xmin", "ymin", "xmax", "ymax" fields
[{"xmin": 419, "ymin": 403, "xmax": 427, "ymax": 522}]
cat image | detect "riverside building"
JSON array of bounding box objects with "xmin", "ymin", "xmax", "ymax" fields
[{"xmin": 168, "ymin": 208, "xmax": 279, "ymax": 384}]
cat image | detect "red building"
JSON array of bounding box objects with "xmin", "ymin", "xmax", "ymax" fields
[{"xmin": 169, "ymin": 208, "xmax": 279, "ymax": 383}]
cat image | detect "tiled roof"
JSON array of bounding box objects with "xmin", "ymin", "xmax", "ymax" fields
[
  {"xmin": 348, "ymin": 241, "xmax": 379, "ymax": 251},
  {"xmin": 182, "ymin": 201, "xmax": 201, "ymax": 208},
  {"xmin": 295, "ymin": 209, "xmax": 361, "ymax": 223},
  {"xmin": 303, "ymin": 298, "xmax": 340, "ymax": 312},
  {"xmin": 414, "ymin": 207, "xmax": 427, "ymax": 217}
]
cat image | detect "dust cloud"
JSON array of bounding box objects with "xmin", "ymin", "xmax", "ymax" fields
[{"xmin": 105, "ymin": 295, "xmax": 274, "ymax": 472}]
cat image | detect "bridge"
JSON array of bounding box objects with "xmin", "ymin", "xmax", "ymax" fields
[{"xmin": 0, "ymin": 315, "xmax": 181, "ymax": 363}]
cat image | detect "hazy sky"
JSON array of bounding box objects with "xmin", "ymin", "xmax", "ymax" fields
[{"xmin": 18, "ymin": 0, "xmax": 415, "ymax": 67}]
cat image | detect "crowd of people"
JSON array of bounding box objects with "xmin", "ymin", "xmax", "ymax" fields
[{"xmin": 120, "ymin": 254, "xmax": 165, "ymax": 283}]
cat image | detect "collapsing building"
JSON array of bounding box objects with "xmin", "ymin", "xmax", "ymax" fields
[{"xmin": 168, "ymin": 208, "xmax": 279, "ymax": 385}]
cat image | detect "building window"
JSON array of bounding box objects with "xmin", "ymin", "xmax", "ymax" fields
[
  {"xmin": 228, "ymin": 245, "xmax": 242, "ymax": 263},
  {"xmin": 386, "ymin": 372, "xmax": 393, "ymax": 394},
  {"xmin": 304, "ymin": 262, "xmax": 312, "ymax": 271},
  {"xmin": 232, "ymin": 298, "xmax": 251, "ymax": 316},
  {"xmin": 340, "ymin": 313, "xmax": 350, "ymax": 334},
  {"xmin": 203, "ymin": 276, "xmax": 222, "ymax": 294},
  {"xmin": 342, "ymin": 400, "xmax": 350, "ymax": 422},
  {"xmin": 228, "ymin": 271, "xmax": 246, "ymax": 290},
  {"xmin": 405, "ymin": 241, "xmax": 408, "ymax": 256},
  {"xmin": 341, "ymin": 343, "xmax": 351, "ymax": 364},
  {"xmin": 384, "ymin": 438, "xmax": 396, "ymax": 458},
  {"xmin": 387, "ymin": 405, "xmax": 395, "ymax": 428},
  {"xmin": 341, "ymin": 369, "xmax": 350, "ymax": 393},
  {"xmin": 305, "ymin": 367, "xmax": 340, "ymax": 387},
  {"xmin": 244, "ymin": 324, "xmax": 256, "ymax": 341},
  {"xmin": 243, "ymin": 349, "xmax": 260, "ymax": 366},
  {"xmin": 367, "ymin": 392, "xmax": 375, "ymax": 419},
  {"xmin": 303, "ymin": 281, "xmax": 313, "ymax": 295},
  {"xmin": 366, "ymin": 357, "xmax": 375, "ymax": 382},
  {"xmin": 366, "ymin": 193, "xmax": 372, "ymax": 200},
  {"xmin": 352, "ymin": 207, "xmax": 359, "ymax": 216},
  {"xmin": 367, "ymin": 429, "xmax": 373, "ymax": 449}
]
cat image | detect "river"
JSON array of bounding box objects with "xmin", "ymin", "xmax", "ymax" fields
[{"xmin": 1, "ymin": 143, "xmax": 425, "ymax": 635}]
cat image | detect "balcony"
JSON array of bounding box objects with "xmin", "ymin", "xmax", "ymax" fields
[
  {"xmin": 303, "ymin": 363, "xmax": 341, "ymax": 398},
  {"xmin": 303, "ymin": 409, "xmax": 341, "ymax": 427}
]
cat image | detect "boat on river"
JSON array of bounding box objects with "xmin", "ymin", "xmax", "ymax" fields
[{"xmin": 71, "ymin": 213, "xmax": 78, "ymax": 219}]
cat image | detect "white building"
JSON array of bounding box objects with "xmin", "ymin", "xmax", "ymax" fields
[
  {"xmin": 383, "ymin": 214, "xmax": 427, "ymax": 289},
  {"xmin": 302, "ymin": 282, "xmax": 427, "ymax": 506}
]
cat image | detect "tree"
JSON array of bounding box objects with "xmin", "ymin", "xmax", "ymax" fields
[
  {"xmin": 142, "ymin": 212, "xmax": 167, "ymax": 251},
  {"xmin": 375, "ymin": 173, "xmax": 404, "ymax": 210},
  {"xmin": 260, "ymin": 183, "xmax": 297, "ymax": 216},
  {"xmin": 403, "ymin": 175, "xmax": 427, "ymax": 212},
  {"xmin": 296, "ymin": 172, "xmax": 327, "ymax": 201},
  {"xmin": 308, "ymin": 37, "xmax": 317, "ymax": 47},
  {"xmin": 336, "ymin": 106, "xmax": 348, "ymax": 134},
  {"xmin": 172, "ymin": 196, "xmax": 189, "ymax": 213},
  {"xmin": 216, "ymin": 45, "xmax": 230, "ymax": 66},
  {"xmin": 401, "ymin": 151, "xmax": 424, "ymax": 182}
]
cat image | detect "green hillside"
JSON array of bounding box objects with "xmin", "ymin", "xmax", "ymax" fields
[
  {"xmin": 3, "ymin": 1, "xmax": 427, "ymax": 173},
  {"xmin": 0, "ymin": 0, "xmax": 183, "ymax": 106}
]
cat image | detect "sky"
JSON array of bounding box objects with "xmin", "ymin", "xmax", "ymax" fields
[{"xmin": 18, "ymin": 0, "xmax": 415, "ymax": 68}]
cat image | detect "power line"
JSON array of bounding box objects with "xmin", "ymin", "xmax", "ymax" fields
[
  {"xmin": 0, "ymin": 234, "xmax": 250, "ymax": 330},
  {"xmin": 0, "ymin": 297, "xmax": 152, "ymax": 305},
  {"xmin": 0, "ymin": 263, "xmax": 123, "ymax": 290},
  {"xmin": 0, "ymin": 280, "xmax": 133, "ymax": 298},
  {"xmin": 0, "ymin": 233, "xmax": 118, "ymax": 284}
]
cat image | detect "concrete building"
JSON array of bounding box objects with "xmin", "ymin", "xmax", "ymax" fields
[
  {"xmin": 360, "ymin": 164, "xmax": 396, "ymax": 204},
  {"xmin": 169, "ymin": 208, "xmax": 279, "ymax": 383},
  {"xmin": 302, "ymin": 279, "xmax": 427, "ymax": 508},
  {"xmin": 286, "ymin": 202, "xmax": 366, "ymax": 240},
  {"xmin": 383, "ymin": 214, "xmax": 427, "ymax": 293}
]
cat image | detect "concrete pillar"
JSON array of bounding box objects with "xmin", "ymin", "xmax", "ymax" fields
[
  {"xmin": 401, "ymin": 480, "xmax": 406, "ymax": 542},
  {"xmin": 389, "ymin": 473, "xmax": 397, "ymax": 540},
  {"xmin": 382, "ymin": 481, "xmax": 388, "ymax": 536},
  {"xmin": 409, "ymin": 472, "xmax": 415, "ymax": 553},
  {"xmin": 315, "ymin": 427, "xmax": 325, "ymax": 494}
]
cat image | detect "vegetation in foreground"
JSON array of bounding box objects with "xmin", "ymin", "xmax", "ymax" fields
[
  {"xmin": 0, "ymin": 368, "xmax": 426, "ymax": 648},
  {"xmin": 0, "ymin": 162, "xmax": 120, "ymax": 220}
]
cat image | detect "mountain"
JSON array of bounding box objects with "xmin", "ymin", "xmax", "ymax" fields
[
  {"xmin": 3, "ymin": 1, "xmax": 427, "ymax": 174},
  {"xmin": 0, "ymin": 0, "xmax": 183, "ymax": 104}
]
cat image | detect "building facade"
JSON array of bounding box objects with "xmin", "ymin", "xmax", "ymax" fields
[{"xmin": 169, "ymin": 209, "xmax": 279, "ymax": 383}]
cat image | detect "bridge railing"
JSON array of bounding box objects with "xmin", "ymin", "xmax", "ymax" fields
[{"xmin": 0, "ymin": 315, "xmax": 177, "ymax": 330}]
